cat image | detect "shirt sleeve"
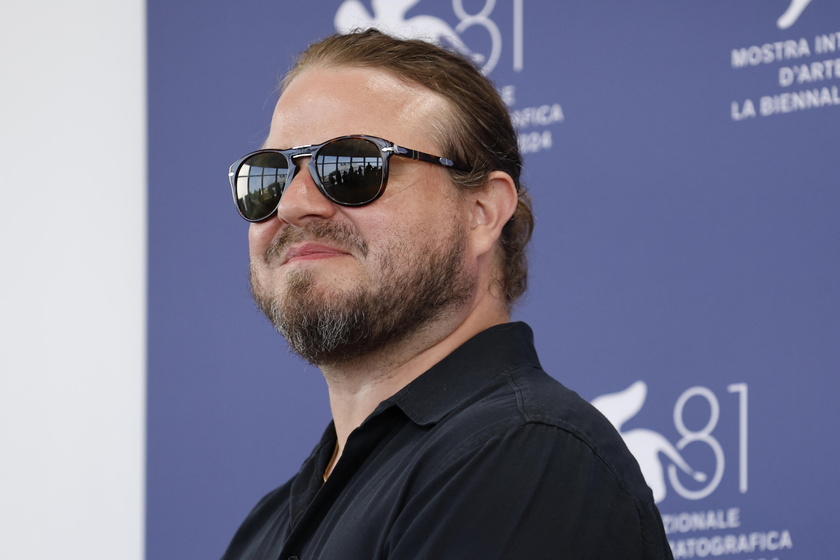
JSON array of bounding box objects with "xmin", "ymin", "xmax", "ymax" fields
[{"xmin": 383, "ymin": 422, "xmax": 671, "ymax": 560}]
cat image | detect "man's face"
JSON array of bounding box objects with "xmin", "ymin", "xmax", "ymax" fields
[{"xmin": 248, "ymin": 66, "xmax": 477, "ymax": 365}]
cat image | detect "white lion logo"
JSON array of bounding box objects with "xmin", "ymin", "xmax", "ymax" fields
[
  {"xmin": 592, "ymin": 381, "xmax": 706, "ymax": 503},
  {"xmin": 334, "ymin": 0, "xmax": 482, "ymax": 65},
  {"xmin": 778, "ymin": 0, "xmax": 812, "ymax": 29}
]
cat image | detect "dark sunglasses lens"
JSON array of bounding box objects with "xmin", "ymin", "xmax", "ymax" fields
[
  {"xmin": 316, "ymin": 138, "xmax": 384, "ymax": 205},
  {"xmin": 234, "ymin": 152, "xmax": 291, "ymax": 221}
]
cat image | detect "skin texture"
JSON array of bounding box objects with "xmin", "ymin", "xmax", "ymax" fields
[{"xmin": 248, "ymin": 66, "xmax": 518, "ymax": 475}]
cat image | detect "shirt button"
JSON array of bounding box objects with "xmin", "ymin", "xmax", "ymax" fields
[{"xmin": 288, "ymin": 557, "xmax": 299, "ymax": 560}]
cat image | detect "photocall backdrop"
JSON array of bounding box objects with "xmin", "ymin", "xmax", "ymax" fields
[{"xmin": 148, "ymin": 1, "xmax": 839, "ymax": 559}]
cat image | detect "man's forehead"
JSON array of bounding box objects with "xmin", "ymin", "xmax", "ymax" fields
[{"xmin": 267, "ymin": 66, "xmax": 450, "ymax": 151}]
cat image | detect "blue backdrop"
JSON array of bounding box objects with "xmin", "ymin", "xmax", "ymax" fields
[{"xmin": 148, "ymin": 1, "xmax": 839, "ymax": 558}]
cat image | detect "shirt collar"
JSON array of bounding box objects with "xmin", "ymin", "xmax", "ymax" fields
[{"xmin": 380, "ymin": 322, "xmax": 541, "ymax": 426}]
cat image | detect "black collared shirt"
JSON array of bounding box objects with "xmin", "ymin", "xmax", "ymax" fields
[{"xmin": 221, "ymin": 322, "xmax": 673, "ymax": 559}]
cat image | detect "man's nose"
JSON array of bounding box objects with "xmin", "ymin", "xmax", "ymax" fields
[{"xmin": 274, "ymin": 158, "xmax": 338, "ymax": 226}]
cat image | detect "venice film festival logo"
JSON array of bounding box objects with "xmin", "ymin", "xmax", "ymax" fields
[
  {"xmin": 591, "ymin": 382, "xmax": 749, "ymax": 504},
  {"xmin": 334, "ymin": 0, "xmax": 524, "ymax": 75},
  {"xmin": 776, "ymin": 0, "xmax": 812, "ymax": 29}
]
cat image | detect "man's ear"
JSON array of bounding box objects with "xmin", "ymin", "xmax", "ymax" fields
[{"xmin": 467, "ymin": 171, "xmax": 518, "ymax": 258}]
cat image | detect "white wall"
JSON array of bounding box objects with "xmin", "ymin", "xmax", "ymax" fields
[{"xmin": 0, "ymin": 2, "xmax": 145, "ymax": 558}]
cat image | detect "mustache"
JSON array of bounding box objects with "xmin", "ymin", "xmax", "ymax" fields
[{"xmin": 264, "ymin": 221, "xmax": 369, "ymax": 264}]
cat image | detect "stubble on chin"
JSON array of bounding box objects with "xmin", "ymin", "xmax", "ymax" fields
[
  {"xmin": 249, "ymin": 219, "xmax": 475, "ymax": 366},
  {"xmin": 249, "ymin": 220, "xmax": 371, "ymax": 363}
]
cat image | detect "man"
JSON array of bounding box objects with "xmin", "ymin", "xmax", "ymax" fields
[{"xmin": 223, "ymin": 29, "xmax": 673, "ymax": 559}]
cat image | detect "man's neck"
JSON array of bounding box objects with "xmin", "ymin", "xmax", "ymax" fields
[{"xmin": 320, "ymin": 300, "xmax": 510, "ymax": 467}]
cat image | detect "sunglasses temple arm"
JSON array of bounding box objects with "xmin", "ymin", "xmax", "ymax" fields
[{"xmin": 388, "ymin": 145, "xmax": 472, "ymax": 173}]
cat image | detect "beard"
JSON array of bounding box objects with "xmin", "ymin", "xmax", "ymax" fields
[{"xmin": 250, "ymin": 219, "xmax": 475, "ymax": 366}]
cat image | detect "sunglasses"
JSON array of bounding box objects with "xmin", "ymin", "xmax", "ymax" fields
[{"xmin": 229, "ymin": 134, "xmax": 473, "ymax": 222}]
